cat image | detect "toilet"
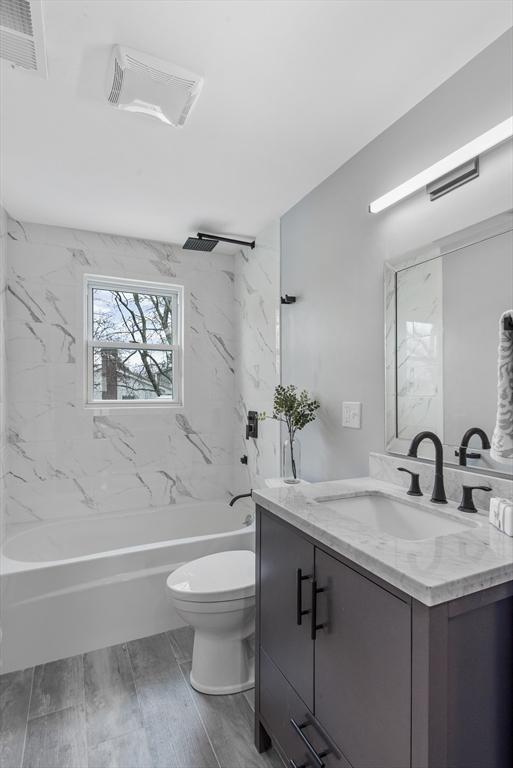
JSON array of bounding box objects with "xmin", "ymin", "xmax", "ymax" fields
[{"xmin": 166, "ymin": 550, "xmax": 255, "ymax": 695}]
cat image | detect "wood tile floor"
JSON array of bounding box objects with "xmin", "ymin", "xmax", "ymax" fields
[{"xmin": 0, "ymin": 628, "xmax": 282, "ymax": 768}]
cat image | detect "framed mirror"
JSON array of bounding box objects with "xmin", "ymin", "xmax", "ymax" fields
[{"xmin": 385, "ymin": 210, "xmax": 513, "ymax": 477}]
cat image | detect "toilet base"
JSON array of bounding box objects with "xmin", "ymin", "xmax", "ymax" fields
[
  {"xmin": 189, "ymin": 669, "xmax": 254, "ymax": 695},
  {"xmin": 189, "ymin": 633, "xmax": 255, "ymax": 695}
]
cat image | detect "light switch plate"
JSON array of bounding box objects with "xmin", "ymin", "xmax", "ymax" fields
[{"xmin": 342, "ymin": 401, "xmax": 362, "ymax": 429}]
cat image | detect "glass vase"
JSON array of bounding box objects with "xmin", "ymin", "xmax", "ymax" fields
[{"xmin": 282, "ymin": 436, "xmax": 301, "ymax": 484}]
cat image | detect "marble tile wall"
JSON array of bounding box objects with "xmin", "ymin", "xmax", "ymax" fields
[
  {"xmin": 4, "ymin": 218, "xmax": 240, "ymax": 528},
  {"xmin": 369, "ymin": 452, "xmax": 513, "ymax": 509},
  {"xmin": 0, "ymin": 208, "xmax": 7, "ymax": 540},
  {"xmin": 232, "ymin": 221, "xmax": 281, "ymax": 491}
]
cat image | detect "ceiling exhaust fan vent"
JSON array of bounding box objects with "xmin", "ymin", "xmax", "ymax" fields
[
  {"xmin": 0, "ymin": 0, "xmax": 47, "ymax": 76},
  {"xmin": 108, "ymin": 58, "xmax": 124, "ymax": 105},
  {"xmin": 0, "ymin": 0, "xmax": 33, "ymax": 35},
  {"xmin": 106, "ymin": 45, "xmax": 203, "ymax": 128}
]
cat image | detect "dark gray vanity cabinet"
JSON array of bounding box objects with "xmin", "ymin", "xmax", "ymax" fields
[
  {"xmin": 255, "ymin": 505, "xmax": 513, "ymax": 768},
  {"xmin": 257, "ymin": 507, "xmax": 411, "ymax": 768}
]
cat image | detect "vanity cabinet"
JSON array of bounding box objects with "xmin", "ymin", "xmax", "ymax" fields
[
  {"xmin": 255, "ymin": 505, "xmax": 513, "ymax": 768},
  {"xmin": 258, "ymin": 508, "xmax": 410, "ymax": 768}
]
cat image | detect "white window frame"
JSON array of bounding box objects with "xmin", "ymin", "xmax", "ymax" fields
[{"xmin": 85, "ymin": 275, "xmax": 184, "ymax": 407}]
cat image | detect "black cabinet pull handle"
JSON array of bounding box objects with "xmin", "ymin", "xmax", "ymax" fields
[
  {"xmin": 296, "ymin": 568, "xmax": 311, "ymax": 625},
  {"xmin": 310, "ymin": 580, "xmax": 325, "ymax": 641},
  {"xmin": 290, "ymin": 719, "xmax": 329, "ymax": 768}
]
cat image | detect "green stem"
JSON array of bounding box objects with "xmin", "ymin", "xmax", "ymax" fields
[{"xmin": 288, "ymin": 426, "xmax": 297, "ymax": 479}]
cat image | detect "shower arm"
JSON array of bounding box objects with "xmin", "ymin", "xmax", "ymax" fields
[{"xmin": 197, "ymin": 233, "xmax": 256, "ymax": 249}]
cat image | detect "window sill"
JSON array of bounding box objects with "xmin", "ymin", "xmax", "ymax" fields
[{"xmin": 84, "ymin": 401, "xmax": 184, "ymax": 411}]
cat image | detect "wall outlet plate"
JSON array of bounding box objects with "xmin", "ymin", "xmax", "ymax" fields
[{"xmin": 342, "ymin": 401, "xmax": 362, "ymax": 429}]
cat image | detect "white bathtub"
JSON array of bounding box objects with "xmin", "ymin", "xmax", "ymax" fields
[{"xmin": 0, "ymin": 500, "xmax": 255, "ymax": 673}]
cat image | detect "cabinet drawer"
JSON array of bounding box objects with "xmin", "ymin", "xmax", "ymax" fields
[{"xmin": 260, "ymin": 649, "xmax": 351, "ymax": 768}]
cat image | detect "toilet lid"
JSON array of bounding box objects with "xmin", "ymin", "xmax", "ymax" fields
[{"xmin": 166, "ymin": 550, "xmax": 255, "ymax": 602}]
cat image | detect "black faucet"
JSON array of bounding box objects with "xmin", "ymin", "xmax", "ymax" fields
[
  {"xmin": 229, "ymin": 491, "xmax": 252, "ymax": 507},
  {"xmin": 407, "ymin": 431, "xmax": 447, "ymax": 504},
  {"xmin": 457, "ymin": 427, "xmax": 491, "ymax": 466}
]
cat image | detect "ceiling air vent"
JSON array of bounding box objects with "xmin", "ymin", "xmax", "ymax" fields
[
  {"xmin": 106, "ymin": 45, "xmax": 203, "ymax": 128},
  {"xmin": 0, "ymin": 0, "xmax": 47, "ymax": 76}
]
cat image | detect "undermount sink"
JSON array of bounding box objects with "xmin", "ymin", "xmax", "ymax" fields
[{"xmin": 315, "ymin": 493, "xmax": 480, "ymax": 541}]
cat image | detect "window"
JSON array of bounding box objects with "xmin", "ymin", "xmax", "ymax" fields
[{"xmin": 86, "ymin": 276, "xmax": 183, "ymax": 405}]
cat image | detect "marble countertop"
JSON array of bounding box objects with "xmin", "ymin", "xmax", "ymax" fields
[{"xmin": 253, "ymin": 477, "xmax": 513, "ymax": 606}]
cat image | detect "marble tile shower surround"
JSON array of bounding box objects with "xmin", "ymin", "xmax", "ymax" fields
[
  {"xmin": 0, "ymin": 208, "xmax": 7, "ymax": 540},
  {"xmin": 233, "ymin": 221, "xmax": 280, "ymax": 492},
  {"xmin": 369, "ymin": 452, "xmax": 513, "ymax": 510},
  {"xmin": 4, "ymin": 217, "xmax": 279, "ymax": 529}
]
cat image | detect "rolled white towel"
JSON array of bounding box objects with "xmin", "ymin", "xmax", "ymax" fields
[
  {"xmin": 491, "ymin": 310, "xmax": 513, "ymax": 464},
  {"xmin": 489, "ymin": 497, "xmax": 513, "ymax": 536}
]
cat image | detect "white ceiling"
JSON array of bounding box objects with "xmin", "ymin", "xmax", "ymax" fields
[{"xmin": 1, "ymin": 0, "xmax": 511, "ymax": 246}]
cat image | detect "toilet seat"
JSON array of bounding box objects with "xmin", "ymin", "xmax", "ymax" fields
[{"xmin": 166, "ymin": 550, "xmax": 255, "ymax": 603}]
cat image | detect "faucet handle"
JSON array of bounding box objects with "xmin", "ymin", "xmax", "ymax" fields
[
  {"xmin": 397, "ymin": 467, "xmax": 423, "ymax": 496},
  {"xmin": 458, "ymin": 484, "xmax": 492, "ymax": 513}
]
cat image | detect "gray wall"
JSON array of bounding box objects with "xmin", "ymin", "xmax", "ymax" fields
[{"xmin": 281, "ymin": 30, "xmax": 513, "ymax": 481}]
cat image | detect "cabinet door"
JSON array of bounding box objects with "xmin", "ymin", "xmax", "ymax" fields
[
  {"xmin": 315, "ymin": 549, "xmax": 411, "ymax": 768},
  {"xmin": 259, "ymin": 509, "xmax": 314, "ymax": 709}
]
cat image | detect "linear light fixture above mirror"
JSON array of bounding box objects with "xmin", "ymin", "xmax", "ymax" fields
[{"xmin": 369, "ymin": 116, "xmax": 513, "ymax": 214}]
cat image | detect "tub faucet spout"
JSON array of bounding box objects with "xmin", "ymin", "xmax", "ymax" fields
[{"xmin": 229, "ymin": 491, "xmax": 252, "ymax": 507}]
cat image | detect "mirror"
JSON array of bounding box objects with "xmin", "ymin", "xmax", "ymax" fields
[{"xmin": 385, "ymin": 210, "xmax": 513, "ymax": 477}]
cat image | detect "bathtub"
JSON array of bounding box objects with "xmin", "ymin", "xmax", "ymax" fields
[{"xmin": 0, "ymin": 500, "xmax": 254, "ymax": 673}]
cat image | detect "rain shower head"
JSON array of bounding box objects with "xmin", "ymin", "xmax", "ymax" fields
[
  {"xmin": 183, "ymin": 236, "xmax": 218, "ymax": 251},
  {"xmin": 182, "ymin": 232, "xmax": 256, "ymax": 251}
]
